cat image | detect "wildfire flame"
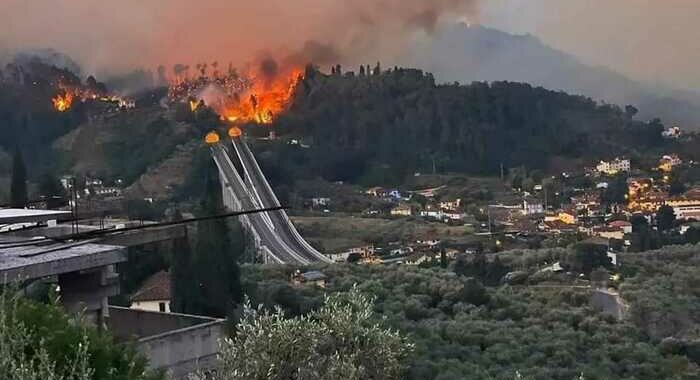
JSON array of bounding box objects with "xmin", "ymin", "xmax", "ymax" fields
[
  {"xmin": 171, "ymin": 62, "xmax": 303, "ymax": 125},
  {"xmin": 219, "ymin": 67, "xmax": 302, "ymax": 124},
  {"xmin": 51, "ymin": 83, "xmax": 134, "ymax": 113},
  {"xmin": 52, "ymin": 91, "xmax": 74, "ymax": 112}
]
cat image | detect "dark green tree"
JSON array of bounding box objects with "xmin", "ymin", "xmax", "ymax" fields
[
  {"xmin": 655, "ymin": 205, "xmax": 676, "ymax": 232},
  {"xmin": 37, "ymin": 172, "xmax": 66, "ymax": 208},
  {"xmin": 565, "ymin": 243, "xmax": 612, "ymax": 274},
  {"xmin": 669, "ymin": 176, "xmax": 686, "ymax": 196},
  {"xmin": 685, "ymin": 226, "xmax": 700, "ymax": 244},
  {"xmin": 188, "ymin": 161, "xmax": 244, "ymax": 317},
  {"xmin": 10, "ymin": 148, "xmax": 28, "ymax": 208},
  {"xmin": 169, "ymin": 211, "xmax": 197, "ymax": 314},
  {"xmin": 602, "ymin": 174, "xmax": 628, "ymax": 206}
]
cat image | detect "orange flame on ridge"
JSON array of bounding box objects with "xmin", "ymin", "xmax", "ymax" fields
[
  {"xmin": 52, "ymin": 91, "xmax": 74, "ymax": 112},
  {"xmin": 219, "ymin": 67, "xmax": 303, "ymax": 125}
]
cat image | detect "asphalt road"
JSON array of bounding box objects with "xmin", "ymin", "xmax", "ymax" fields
[
  {"xmin": 232, "ymin": 139, "xmax": 330, "ymax": 263},
  {"xmin": 211, "ymin": 144, "xmax": 309, "ymax": 264}
]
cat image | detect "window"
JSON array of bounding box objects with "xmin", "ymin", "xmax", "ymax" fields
[{"xmin": 159, "ymin": 302, "xmax": 166, "ymax": 312}]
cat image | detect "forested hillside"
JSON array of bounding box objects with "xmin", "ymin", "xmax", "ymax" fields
[
  {"xmin": 0, "ymin": 58, "xmax": 674, "ymax": 198},
  {"xmin": 0, "ymin": 59, "xmax": 88, "ymax": 170},
  {"xmin": 272, "ymin": 67, "xmax": 664, "ymax": 182},
  {"xmin": 241, "ymin": 244, "xmax": 700, "ymax": 380}
]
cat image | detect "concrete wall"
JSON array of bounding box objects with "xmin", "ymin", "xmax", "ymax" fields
[{"xmin": 108, "ymin": 307, "xmax": 224, "ymax": 379}]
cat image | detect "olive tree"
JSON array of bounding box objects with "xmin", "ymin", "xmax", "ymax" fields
[
  {"xmin": 0, "ymin": 292, "xmax": 92, "ymax": 380},
  {"xmin": 195, "ymin": 286, "xmax": 413, "ymax": 380}
]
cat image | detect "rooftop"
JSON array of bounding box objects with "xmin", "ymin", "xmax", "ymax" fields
[
  {"xmin": 0, "ymin": 238, "xmax": 126, "ymax": 284},
  {"xmin": 0, "ymin": 208, "xmax": 71, "ymax": 224},
  {"xmin": 132, "ymin": 270, "xmax": 171, "ymax": 302}
]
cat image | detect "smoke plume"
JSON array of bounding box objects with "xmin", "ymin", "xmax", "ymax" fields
[{"xmin": 0, "ymin": 0, "xmax": 479, "ymax": 76}]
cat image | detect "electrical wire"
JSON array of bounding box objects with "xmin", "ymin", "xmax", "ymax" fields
[{"xmin": 0, "ymin": 206, "xmax": 286, "ymax": 250}]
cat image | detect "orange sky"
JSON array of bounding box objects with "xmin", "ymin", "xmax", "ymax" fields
[{"xmin": 0, "ymin": 0, "xmax": 476, "ymax": 75}]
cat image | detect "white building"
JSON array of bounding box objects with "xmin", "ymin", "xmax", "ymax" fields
[
  {"xmin": 668, "ymin": 200, "xmax": 700, "ymax": 220},
  {"xmin": 658, "ymin": 154, "xmax": 682, "ymax": 172},
  {"xmin": 311, "ymin": 197, "xmax": 331, "ymax": 207},
  {"xmin": 662, "ymin": 126, "xmax": 682, "ymax": 139},
  {"xmin": 130, "ymin": 271, "xmax": 172, "ymax": 313},
  {"xmin": 391, "ymin": 204, "xmax": 412, "ymax": 216},
  {"xmin": 596, "ymin": 158, "xmax": 630, "ymax": 175},
  {"xmin": 522, "ymin": 198, "xmax": 544, "ymax": 215}
]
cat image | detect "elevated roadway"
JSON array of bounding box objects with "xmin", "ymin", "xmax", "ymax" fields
[{"xmin": 210, "ymin": 143, "xmax": 312, "ymax": 264}]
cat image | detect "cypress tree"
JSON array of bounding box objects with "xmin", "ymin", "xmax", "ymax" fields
[
  {"xmin": 190, "ymin": 160, "xmax": 244, "ymax": 317},
  {"xmin": 10, "ymin": 148, "xmax": 28, "ymax": 208},
  {"xmin": 169, "ymin": 210, "xmax": 197, "ymax": 314}
]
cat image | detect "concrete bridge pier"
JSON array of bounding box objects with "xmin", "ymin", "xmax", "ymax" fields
[
  {"xmin": 219, "ymin": 173, "xmax": 271, "ymax": 264},
  {"xmin": 59, "ymin": 264, "xmax": 120, "ymax": 326}
]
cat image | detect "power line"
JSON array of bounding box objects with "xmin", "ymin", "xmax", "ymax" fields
[{"xmin": 0, "ymin": 206, "xmax": 286, "ymax": 249}]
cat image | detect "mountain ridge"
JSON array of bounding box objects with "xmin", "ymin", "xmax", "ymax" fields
[{"xmin": 405, "ymin": 24, "xmax": 700, "ymax": 130}]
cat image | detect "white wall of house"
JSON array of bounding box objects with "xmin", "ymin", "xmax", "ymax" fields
[{"xmin": 132, "ymin": 300, "xmax": 171, "ymax": 313}]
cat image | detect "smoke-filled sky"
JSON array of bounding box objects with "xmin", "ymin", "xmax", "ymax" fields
[
  {"xmin": 1, "ymin": 0, "xmax": 699, "ymax": 91},
  {"xmin": 481, "ymin": 0, "xmax": 700, "ymax": 91},
  {"xmin": 0, "ymin": 0, "xmax": 476, "ymax": 76}
]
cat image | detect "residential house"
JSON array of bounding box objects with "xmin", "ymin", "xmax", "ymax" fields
[
  {"xmin": 420, "ymin": 205, "xmax": 444, "ymax": 220},
  {"xmin": 571, "ymin": 193, "xmax": 601, "ymax": 217},
  {"xmin": 94, "ymin": 186, "xmax": 123, "ymax": 197},
  {"xmin": 411, "ymin": 186, "xmax": 445, "ymax": 198},
  {"xmin": 366, "ymin": 187, "xmax": 384, "ymax": 197},
  {"xmin": 386, "ymin": 189, "xmax": 403, "ymax": 200},
  {"xmin": 311, "ymin": 197, "xmax": 331, "ymax": 207},
  {"xmin": 389, "ymin": 246, "xmax": 414, "ymax": 256},
  {"xmin": 662, "ymin": 126, "xmax": 682, "ymax": 139},
  {"xmin": 85, "ymin": 177, "xmax": 104, "ymax": 187},
  {"xmin": 327, "ymin": 251, "xmax": 352, "ymax": 263},
  {"xmin": 558, "ymin": 208, "xmax": 578, "ymax": 225},
  {"xmin": 443, "ymin": 212, "xmax": 466, "ymax": 221},
  {"xmin": 596, "ymin": 158, "xmax": 630, "ymax": 175},
  {"xmin": 593, "ymin": 226, "xmax": 625, "ymax": 240},
  {"xmin": 391, "ymin": 204, "xmax": 413, "ymax": 217},
  {"xmin": 439, "ymin": 199, "xmax": 461, "ymax": 211},
  {"xmin": 333, "ymin": 245, "xmax": 375, "ymax": 262},
  {"xmin": 658, "ymin": 154, "xmax": 682, "ymax": 172},
  {"xmin": 522, "ymin": 197, "xmax": 544, "ymax": 215},
  {"xmin": 404, "ymin": 253, "xmax": 430, "ymax": 265},
  {"xmin": 667, "ymin": 196, "xmax": 700, "ymax": 220},
  {"xmin": 627, "ymin": 177, "xmax": 654, "ymax": 200},
  {"xmin": 366, "ymin": 187, "xmax": 403, "ymax": 200},
  {"xmin": 628, "ymin": 191, "xmax": 669, "ymax": 213},
  {"xmin": 292, "ymin": 270, "xmax": 328, "ymax": 288},
  {"xmin": 608, "ymin": 220, "xmax": 632, "ymax": 234},
  {"xmin": 542, "ymin": 219, "xmax": 578, "ymax": 234},
  {"xmin": 131, "ymin": 271, "xmax": 172, "ymax": 313}
]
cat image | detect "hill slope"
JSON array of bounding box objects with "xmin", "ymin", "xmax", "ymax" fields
[
  {"xmin": 404, "ymin": 24, "xmax": 700, "ymax": 130},
  {"xmin": 267, "ymin": 67, "xmax": 664, "ymax": 184}
]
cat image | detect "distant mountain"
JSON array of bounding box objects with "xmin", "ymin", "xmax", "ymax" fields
[{"xmin": 404, "ymin": 24, "xmax": 700, "ymax": 130}]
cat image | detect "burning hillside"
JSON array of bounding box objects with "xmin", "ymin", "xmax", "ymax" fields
[
  {"xmin": 168, "ymin": 59, "xmax": 303, "ymax": 125},
  {"xmin": 51, "ymin": 81, "xmax": 135, "ymax": 112},
  {"xmin": 52, "ymin": 90, "xmax": 73, "ymax": 112}
]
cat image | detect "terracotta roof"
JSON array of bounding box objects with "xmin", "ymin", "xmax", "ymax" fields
[
  {"xmin": 300, "ymin": 271, "xmax": 327, "ymax": 281},
  {"xmin": 608, "ymin": 220, "xmax": 631, "ymax": 228},
  {"xmin": 131, "ymin": 271, "xmax": 171, "ymax": 302}
]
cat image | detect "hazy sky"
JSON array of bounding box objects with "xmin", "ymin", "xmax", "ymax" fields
[
  {"xmin": 0, "ymin": 0, "xmax": 476, "ymax": 76},
  {"xmin": 481, "ymin": 0, "xmax": 700, "ymax": 91},
  {"xmin": 1, "ymin": 1, "xmax": 698, "ymax": 91}
]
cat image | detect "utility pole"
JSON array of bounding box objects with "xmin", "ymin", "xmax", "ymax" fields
[
  {"xmin": 500, "ymin": 162, "xmax": 504, "ymax": 182},
  {"xmin": 487, "ymin": 206, "xmax": 492, "ymax": 237},
  {"xmin": 70, "ymin": 178, "xmax": 79, "ymax": 235}
]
